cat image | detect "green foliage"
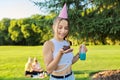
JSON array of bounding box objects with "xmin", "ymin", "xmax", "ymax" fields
[
  {"xmin": 21, "ymin": 24, "xmax": 31, "ymax": 38},
  {"xmin": 0, "ymin": 18, "xmax": 10, "ymax": 31},
  {"xmin": 0, "ymin": 14, "xmax": 54, "ymax": 45},
  {"xmin": 0, "ymin": 18, "xmax": 12, "ymax": 45},
  {"xmin": 41, "ymin": 26, "xmax": 53, "ymax": 44},
  {"xmin": 0, "ymin": 0, "xmax": 120, "ymax": 45},
  {"xmin": 9, "ymin": 20, "xmax": 23, "ymax": 42},
  {"xmin": 31, "ymin": 24, "xmax": 41, "ymax": 33},
  {"xmin": 33, "ymin": 0, "xmax": 120, "ymax": 45}
]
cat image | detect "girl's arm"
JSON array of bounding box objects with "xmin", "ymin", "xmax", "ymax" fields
[
  {"xmin": 43, "ymin": 41, "xmax": 64, "ymax": 74},
  {"xmin": 72, "ymin": 45, "xmax": 88, "ymax": 64},
  {"xmin": 72, "ymin": 52, "xmax": 79, "ymax": 64}
]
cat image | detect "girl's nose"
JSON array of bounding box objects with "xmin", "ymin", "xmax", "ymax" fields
[{"xmin": 62, "ymin": 28, "xmax": 66, "ymax": 33}]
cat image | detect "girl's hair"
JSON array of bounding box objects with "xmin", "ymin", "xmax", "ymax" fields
[
  {"xmin": 33, "ymin": 57, "xmax": 38, "ymax": 62},
  {"xmin": 28, "ymin": 57, "xmax": 33, "ymax": 63},
  {"xmin": 53, "ymin": 17, "xmax": 70, "ymax": 40},
  {"xmin": 53, "ymin": 17, "xmax": 69, "ymax": 25}
]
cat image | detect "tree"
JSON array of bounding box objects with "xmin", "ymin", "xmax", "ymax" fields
[
  {"xmin": 33, "ymin": 0, "xmax": 90, "ymax": 43},
  {"xmin": 0, "ymin": 18, "xmax": 12, "ymax": 45},
  {"xmin": 33, "ymin": 0, "xmax": 120, "ymax": 45},
  {"xmin": 8, "ymin": 19, "xmax": 24, "ymax": 44}
]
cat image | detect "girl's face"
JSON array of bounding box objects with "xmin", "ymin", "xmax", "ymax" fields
[{"xmin": 53, "ymin": 19, "xmax": 69, "ymax": 41}]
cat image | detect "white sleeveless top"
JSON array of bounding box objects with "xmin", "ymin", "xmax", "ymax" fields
[{"xmin": 51, "ymin": 38, "xmax": 74, "ymax": 72}]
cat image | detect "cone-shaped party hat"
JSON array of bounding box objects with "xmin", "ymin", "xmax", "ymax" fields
[{"xmin": 58, "ymin": 3, "xmax": 68, "ymax": 19}]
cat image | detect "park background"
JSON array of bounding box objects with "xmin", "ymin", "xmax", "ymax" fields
[{"xmin": 0, "ymin": 0, "xmax": 120, "ymax": 80}]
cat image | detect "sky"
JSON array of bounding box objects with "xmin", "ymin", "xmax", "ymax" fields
[{"xmin": 0, "ymin": 0, "xmax": 45, "ymax": 20}]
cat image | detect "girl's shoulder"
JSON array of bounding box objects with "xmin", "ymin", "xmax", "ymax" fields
[
  {"xmin": 43, "ymin": 40, "xmax": 54, "ymax": 52},
  {"xmin": 43, "ymin": 40, "xmax": 53, "ymax": 47}
]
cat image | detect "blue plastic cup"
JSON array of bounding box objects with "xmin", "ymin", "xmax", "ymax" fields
[{"xmin": 79, "ymin": 52, "xmax": 86, "ymax": 60}]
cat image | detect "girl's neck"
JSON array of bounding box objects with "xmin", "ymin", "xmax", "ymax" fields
[{"xmin": 54, "ymin": 37, "xmax": 64, "ymax": 42}]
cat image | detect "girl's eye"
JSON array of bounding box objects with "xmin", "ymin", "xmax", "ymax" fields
[
  {"xmin": 58, "ymin": 25, "xmax": 68, "ymax": 30},
  {"xmin": 58, "ymin": 25, "xmax": 62, "ymax": 29},
  {"xmin": 65, "ymin": 26, "xmax": 69, "ymax": 30}
]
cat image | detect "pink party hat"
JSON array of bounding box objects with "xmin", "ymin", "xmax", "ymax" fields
[{"xmin": 58, "ymin": 3, "xmax": 68, "ymax": 19}]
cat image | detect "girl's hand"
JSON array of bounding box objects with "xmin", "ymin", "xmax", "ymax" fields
[
  {"xmin": 79, "ymin": 44, "xmax": 88, "ymax": 53},
  {"xmin": 60, "ymin": 48, "xmax": 73, "ymax": 55},
  {"xmin": 64, "ymin": 48, "xmax": 73, "ymax": 53}
]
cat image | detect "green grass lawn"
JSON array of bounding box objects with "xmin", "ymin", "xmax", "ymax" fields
[{"xmin": 0, "ymin": 45, "xmax": 120, "ymax": 80}]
